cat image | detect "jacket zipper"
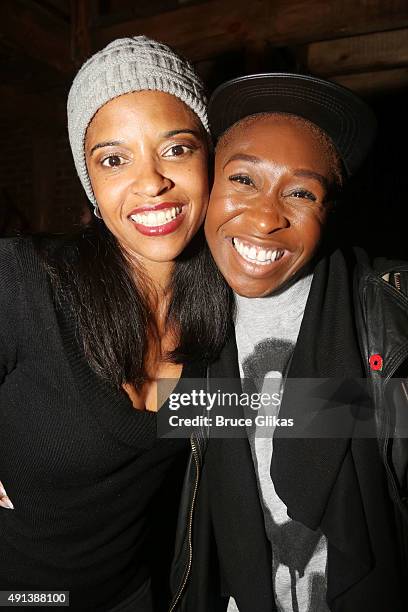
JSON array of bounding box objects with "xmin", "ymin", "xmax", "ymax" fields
[
  {"xmin": 393, "ymin": 272, "xmax": 401, "ymax": 292},
  {"xmin": 168, "ymin": 433, "xmax": 200, "ymax": 612},
  {"xmin": 378, "ymin": 356, "xmax": 408, "ymax": 520},
  {"xmin": 366, "ymin": 269, "xmax": 408, "ymax": 517}
]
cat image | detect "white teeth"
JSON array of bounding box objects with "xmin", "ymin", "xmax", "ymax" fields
[
  {"xmin": 130, "ymin": 206, "xmax": 182, "ymax": 227},
  {"xmin": 233, "ymin": 237, "xmax": 283, "ymax": 265}
]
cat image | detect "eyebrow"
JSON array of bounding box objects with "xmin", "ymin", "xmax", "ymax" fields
[
  {"xmin": 223, "ymin": 153, "xmax": 261, "ymax": 169},
  {"xmin": 160, "ymin": 128, "xmax": 202, "ymax": 139},
  {"xmin": 89, "ymin": 129, "xmax": 201, "ymax": 156},
  {"xmin": 222, "ymin": 157, "xmax": 329, "ymax": 187},
  {"xmin": 293, "ymin": 169, "xmax": 329, "ymax": 190},
  {"xmin": 90, "ymin": 140, "xmax": 124, "ymax": 155}
]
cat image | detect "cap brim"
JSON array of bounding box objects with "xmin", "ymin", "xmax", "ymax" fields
[{"xmin": 208, "ymin": 73, "xmax": 377, "ymax": 176}]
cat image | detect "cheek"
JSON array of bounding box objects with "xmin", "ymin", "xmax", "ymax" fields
[
  {"xmin": 189, "ymin": 176, "xmax": 209, "ymax": 226},
  {"xmin": 204, "ymin": 197, "xmax": 226, "ymax": 237},
  {"xmin": 207, "ymin": 188, "xmax": 242, "ymax": 228},
  {"xmin": 89, "ymin": 171, "xmax": 128, "ymax": 210},
  {"xmin": 177, "ymin": 160, "xmax": 209, "ymax": 203},
  {"xmin": 189, "ymin": 154, "xmax": 209, "ymax": 187},
  {"xmin": 298, "ymin": 224, "xmax": 325, "ymax": 261},
  {"xmin": 195, "ymin": 175, "xmax": 210, "ymax": 205}
]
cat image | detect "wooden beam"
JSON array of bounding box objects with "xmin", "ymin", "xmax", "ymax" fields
[
  {"xmin": 333, "ymin": 67, "xmax": 408, "ymax": 96},
  {"xmin": 2, "ymin": 0, "xmax": 407, "ymax": 82},
  {"xmin": 70, "ymin": 0, "xmax": 92, "ymax": 67},
  {"xmin": 0, "ymin": 1, "xmax": 72, "ymax": 74},
  {"xmin": 93, "ymin": 0, "xmax": 268, "ymax": 62},
  {"xmin": 302, "ymin": 29, "xmax": 408, "ymax": 77},
  {"xmin": 94, "ymin": 0, "xmax": 408, "ymax": 61},
  {"xmin": 268, "ymin": 0, "xmax": 408, "ymax": 46}
]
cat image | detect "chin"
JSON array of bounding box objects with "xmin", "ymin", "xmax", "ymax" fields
[
  {"xmin": 145, "ymin": 253, "xmax": 181, "ymax": 264},
  {"xmin": 225, "ymin": 278, "xmax": 263, "ymax": 298},
  {"xmin": 237, "ymin": 274, "xmax": 296, "ymax": 297},
  {"xmin": 237, "ymin": 287, "xmax": 274, "ymax": 298},
  {"xmin": 235, "ymin": 288, "xmax": 263, "ymax": 298}
]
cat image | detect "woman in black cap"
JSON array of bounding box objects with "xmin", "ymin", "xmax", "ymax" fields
[{"xmin": 177, "ymin": 74, "xmax": 407, "ymax": 612}]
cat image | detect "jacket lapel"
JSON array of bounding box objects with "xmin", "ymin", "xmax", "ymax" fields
[{"xmin": 207, "ymin": 335, "xmax": 276, "ymax": 611}]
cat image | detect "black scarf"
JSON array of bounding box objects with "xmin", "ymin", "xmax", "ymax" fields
[{"xmin": 272, "ymin": 247, "xmax": 385, "ymax": 606}]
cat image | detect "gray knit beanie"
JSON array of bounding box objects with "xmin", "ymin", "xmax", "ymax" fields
[{"xmin": 67, "ymin": 36, "xmax": 209, "ymax": 207}]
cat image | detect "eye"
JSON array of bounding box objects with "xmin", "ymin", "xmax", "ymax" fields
[
  {"xmin": 287, "ymin": 189, "xmax": 317, "ymax": 202},
  {"xmin": 162, "ymin": 144, "xmax": 193, "ymax": 157},
  {"xmin": 101, "ymin": 154, "xmax": 125, "ymax": 168},
  {"xmin": 229, "ymin": 174, "xmax": 255, "ymax": 187}
]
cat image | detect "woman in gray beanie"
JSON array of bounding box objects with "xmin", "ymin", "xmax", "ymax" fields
[{"xmin": 0, "ymin": 37, "xmax": 231, "ymax": 611}]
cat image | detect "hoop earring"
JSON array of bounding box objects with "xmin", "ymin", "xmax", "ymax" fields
[{"xmin": 93, "ymin": 204, "xmax": 102, "ymax": 219}]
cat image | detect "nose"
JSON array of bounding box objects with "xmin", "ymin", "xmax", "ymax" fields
[
  {"xmin": 246, "ymin": 199, "xmax": 290, "ymax": 235},
  {"xmin": 131, "ymin": 159, "xmax": 173, "ymax": 198}
]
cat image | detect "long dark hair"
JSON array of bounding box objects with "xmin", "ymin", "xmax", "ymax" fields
[{"xmin": 40, "ymin": 220, "xmax": 232, "ymax": 390}]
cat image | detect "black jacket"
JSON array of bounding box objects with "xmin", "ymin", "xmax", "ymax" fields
[{"xmin": 170, "ymin": 248, "xmax": 408, "ymax": 612}]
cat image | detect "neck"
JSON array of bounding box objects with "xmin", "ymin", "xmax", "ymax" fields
[
  {"xmin": 142, "ymin": 260, "xmax": 174, "ymax": 294},
  {"xmin": 118, "ymin": 241, "xmax": 175, "ymax": 329},
  {"xmin": 120, "ymin": 243, "xmax": 174, "ymax": 292},
  {"xmin": 129, "ymin": 258, "xmax": 174, "ymax": 333}
]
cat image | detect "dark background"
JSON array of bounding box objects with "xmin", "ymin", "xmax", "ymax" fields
[{"xmin": 0, "ymin": 0, "xmax": 407, "ymax": 258}]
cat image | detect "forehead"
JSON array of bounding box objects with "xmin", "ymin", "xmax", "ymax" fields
[
  {"xmin": 215, "ymin": 114, "xmax": 333, "ymax": 172},
  {"xmin": 87, "ymin": 90, "xmax": 200, "ymax": 138}
]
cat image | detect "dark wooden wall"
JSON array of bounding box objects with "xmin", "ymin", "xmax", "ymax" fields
[{"xmin": 0, "ymin": 0, "xmax": 407, "ymax": 256}]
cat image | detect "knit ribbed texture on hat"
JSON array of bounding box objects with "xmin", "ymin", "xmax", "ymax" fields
[{"xmin": 67, "ymin": 36, "xmax": 209, "ymax": 205}]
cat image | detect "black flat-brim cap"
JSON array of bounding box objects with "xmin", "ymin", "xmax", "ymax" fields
[{"xmin": 208, "ymin": 73, "xmax": 377, "ymax": 176}]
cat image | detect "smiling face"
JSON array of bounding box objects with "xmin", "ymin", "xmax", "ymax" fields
[
  {"xmin": 85, "ymin": 90, "xmax": 209, "ymax": 276},
  {"xmin": 205, "ymin": 113, "xmax": 342, "ymax": 297}
]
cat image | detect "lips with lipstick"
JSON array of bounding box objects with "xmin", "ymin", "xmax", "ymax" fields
[
  {"xmin": 128, "ymin": 202, "xmax": 185, "ymax": 236},
  {"xmin": 232, "ymin": 237, "xmax": 285, "ymax": 265}
]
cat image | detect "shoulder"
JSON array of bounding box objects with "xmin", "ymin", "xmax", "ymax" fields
[
  {"xmin": 0, "ymin": 237, "xmax": 28, "ymax": 291},
  {"xmin": 0, "ymin": 239, "xmax": 30, "ymax": 358},
  {"xmin": 1, "ymin": 234, "xmax": 79, "ymax": 272},
  {"xmin": 350, "ymin": 246, "xmax": 408, "ymax": 294},
  {"xmin": 346, "ymin": 245, "xmax": 408, "ymax": 275},
  {"xmin": 0, "ymin": 237, "xmax": 48, "ymax": 322},
  {"xmin": 0, "ymin": 235, "xmax": 80, "ymax": 304},
  {"xmin": 0, "ymin": 236, "xmax": 22, "ymax": 262},
  {"xmin": 0, "ymin": 235, "xmax": 57, "ymax": 266}
]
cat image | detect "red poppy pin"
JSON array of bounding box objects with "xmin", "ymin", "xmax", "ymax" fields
[{"xmin": 369, "ymin": 354, "xmax": 383, "ymax": 372}]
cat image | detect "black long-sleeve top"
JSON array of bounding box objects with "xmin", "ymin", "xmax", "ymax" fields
[{"xmin": 0, "ymin": 238, "xmax": 190, "ymax": 610}]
